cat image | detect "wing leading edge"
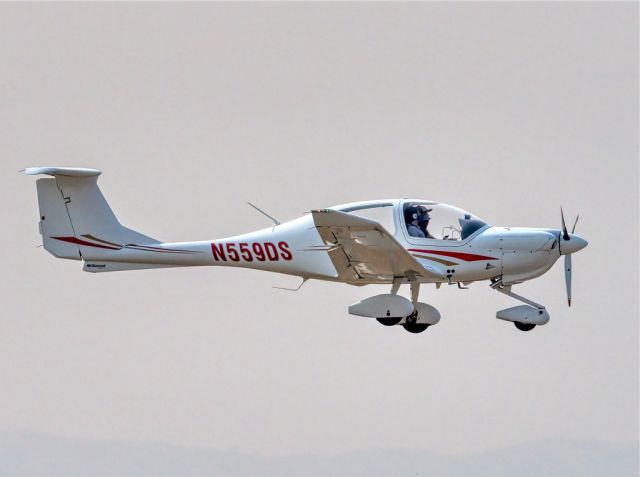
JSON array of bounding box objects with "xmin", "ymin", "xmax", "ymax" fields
[{"xmin": 311, "ymin": 209, "xmax": 445, "ymax": 283}]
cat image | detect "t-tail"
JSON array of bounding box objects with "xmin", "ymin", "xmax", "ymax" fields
[
  {"xmin": 23, "ymin": 167, "xmax": 212, "ymax": 272},
  {"xmin": 23, "ymin": 167, "xmax": 335, "ymax": 278}
]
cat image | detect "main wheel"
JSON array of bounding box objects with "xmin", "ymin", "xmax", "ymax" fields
[
  {"xmin": 403, "ymin": 323, "xmax": 430, "ymax": 334},
  {"xmin": 405, "ymin": 311, "xmax": 418, "ymax": 324},
  {"xmin": 376, "ymin": 317, "xmax": 402, "ymax": 326},
  {"xmin": 514, "ymin": 322, "xmax": 536, "ymax": 332}
]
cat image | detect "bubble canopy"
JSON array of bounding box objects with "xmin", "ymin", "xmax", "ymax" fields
[
  {"xmin": 333, "ymin": 199, "xmax": 490, "ymax": 242},
  {"xmin": 401, "ymin": 201, "xmax": 489, "ymax": 241}
]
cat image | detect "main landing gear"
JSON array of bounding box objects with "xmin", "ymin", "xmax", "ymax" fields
[
  {"xmin": 376, "ymin": 317, "xmax": 402, "ymax": 327},
  {"xmin": 375, "ymin": 280, "xmax": 437, "ymax": 334},
  {"xmin": 350, "ymin": 281, "xmax": 440, "ymax": 334},
  {"xmin": 404, "ymin": 324, "xmax": 430, "ymax": 333},
  {"xmin": 514, "ymin": 322, "xmax": 536, "ymax": 332},
  {"xmin": 401, "ymin": 309, "xmax": 430, "ymax": 333},
  {"xmin": 402, "ymin": 281, "xmax": 427, "ymax": 334}
]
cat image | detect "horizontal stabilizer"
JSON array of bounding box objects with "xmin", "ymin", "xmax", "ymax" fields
[{"xmin": 23, "ymin": 167, "xmax": 101, "ymax": 177}]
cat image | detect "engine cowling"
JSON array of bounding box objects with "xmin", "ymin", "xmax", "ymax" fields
[
  {"xmin": 348, "ymin": 294, "xmax": 414, "ymax": 318},
  {"xmin": 496, "ymin": 305, "xmax": 550, "ymax": 325}
]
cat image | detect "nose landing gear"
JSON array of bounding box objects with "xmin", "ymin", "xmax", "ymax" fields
[{"xmin": 493, "ymin": 281, "xmax": 550, "ymax": 332}]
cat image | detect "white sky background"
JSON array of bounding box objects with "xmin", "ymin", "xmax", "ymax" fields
[{"xmin": 0, "ymin": 3, "xmax": 637, "ymax": 457}]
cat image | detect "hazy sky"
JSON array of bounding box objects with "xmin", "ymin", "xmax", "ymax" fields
[{"xmin": 0, "ymin": 1, "xmax": 637, "ymax": 461}]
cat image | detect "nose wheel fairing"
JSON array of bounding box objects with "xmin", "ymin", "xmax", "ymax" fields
[{"xmin": 493, "ymin": 282, "xmax": 550, "ymax": 330}]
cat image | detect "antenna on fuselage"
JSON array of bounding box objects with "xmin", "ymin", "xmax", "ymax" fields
[
  {"xmin": 247, "ymin": 202, "xmax": 281, "ymax": 226},
  {"xmin": 273, "ymin": 277, "xmax": 308, "ymax": 292}
]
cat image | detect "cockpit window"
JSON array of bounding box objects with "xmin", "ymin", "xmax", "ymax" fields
[
  {"xmin": 403, "ymin": 202, "xmax": 488, "ymax": 241},
  {"xmin": 347, "ymin": 204, "xmax": 396, "ymax": 235},
  {"xmin": 459, "ymin": 215, "xmax": 486, "ymax": 240}
]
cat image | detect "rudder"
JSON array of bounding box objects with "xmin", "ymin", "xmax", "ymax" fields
[{"xmin": 36, "ymin": 178, "xmax": 81, "ymax": 260}]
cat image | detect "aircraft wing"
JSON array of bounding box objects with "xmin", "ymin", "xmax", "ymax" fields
[{"xmin": 311, "ymin": 209, "xmax": 445, "ymax": 283}]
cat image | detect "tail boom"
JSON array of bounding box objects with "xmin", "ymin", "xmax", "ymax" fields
[{"xmin": 25, "ymin": 167, "xmax": 337, "ymax": 278}]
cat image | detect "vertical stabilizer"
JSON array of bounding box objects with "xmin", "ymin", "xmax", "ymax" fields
[{"xmin": 25, "ymin": 167, "xmax": 158, "ymax": 260}]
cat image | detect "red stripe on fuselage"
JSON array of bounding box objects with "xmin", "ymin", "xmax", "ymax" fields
[
  {"xmin": 51, "ymin": 236, "xmax": 121, "ymax": 250},
  {"xmin": 125, "ymin": 245, "xmax": 197, "ymax": 254},
  {"xmin": 125, "ymin": 244, "xmax": 196, "ymax": 253},
  {"xmin": 407, "ymin": 249, "xmax": 497, "ymax": 261}
]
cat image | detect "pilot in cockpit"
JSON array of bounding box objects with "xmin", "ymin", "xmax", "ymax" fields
[
  {"xmin": 417, "ymin": 206, "xmax": 435, "ymax": 239},
  {"xmin": 404, "ymin": 205, "xmax": 425, "ymax": 238}
]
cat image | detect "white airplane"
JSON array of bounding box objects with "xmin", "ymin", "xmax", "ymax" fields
[{"xmin": 24, "ymin": 166, "xmax": 587, "ymax": 334}]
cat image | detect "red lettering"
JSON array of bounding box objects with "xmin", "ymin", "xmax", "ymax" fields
[
  {"xmin": 252, "ymin": 242, "xmax": 266, "ymax": 261},
  {"xmin": 211, "ymin": 243, "xmax": 226, "ymax": 261},
  {"xmin": 239, "ymin": 243, "xmax": 253, "ymax": 261},
  {"xmin": 226, "ymin": 243, "xmax": 240, "ymax": 261},
  {"xmin": 264, "ymin": 242, "xmax": 278, "ymax": 261},
  {"xmin": 278, "ymin": 241, "xmax": 292, "ymax": 260}
]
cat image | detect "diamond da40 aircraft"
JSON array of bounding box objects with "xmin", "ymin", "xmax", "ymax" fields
[{"xmin": 24, "ymin": 167, "xmax": 587, "ymax": 334}]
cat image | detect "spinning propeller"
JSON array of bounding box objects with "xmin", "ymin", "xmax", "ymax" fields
[{"xmin": 560, "ymin": 208, "xmax": 583, "ymax": 307}]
